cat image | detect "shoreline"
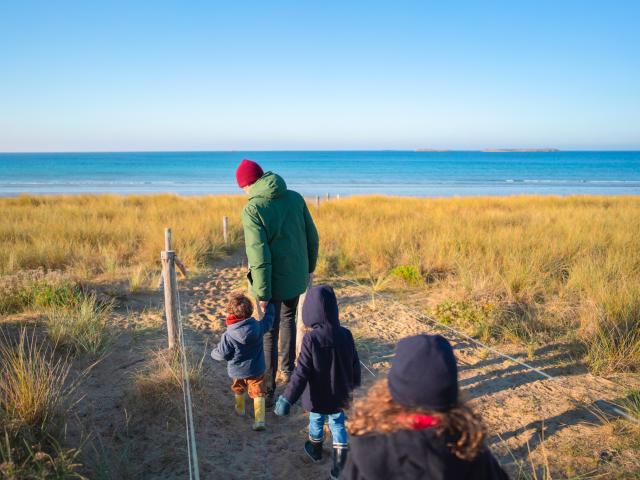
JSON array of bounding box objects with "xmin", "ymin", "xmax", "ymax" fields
[{"xmin": 2, "ymin": 192, "xmax": 640, "ymax": 199}]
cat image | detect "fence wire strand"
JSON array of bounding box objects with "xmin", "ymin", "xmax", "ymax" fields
[
  {"xmin": 336, "ymin": 276, "xmax": 639, "ymax": 425},
  {"xmin": 176, "ymin": 287, "xmax": 200, "ymax": 480}
]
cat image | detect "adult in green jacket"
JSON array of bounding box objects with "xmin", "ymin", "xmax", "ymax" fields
[{"xmin": 236, "ymin": 159, "xmax": 319, "ymax": 403}]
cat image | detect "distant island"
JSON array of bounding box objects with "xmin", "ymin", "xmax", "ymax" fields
[
  {"xmin": 482, "ymin": 148, "xmax": 560, "ymax": 152},
  {"xmin": 415, "ymin": 148, "xmax": 450, "ymax": 152}
]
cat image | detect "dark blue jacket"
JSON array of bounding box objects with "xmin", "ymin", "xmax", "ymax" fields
[
  {"xmin": 283, "ymin": 285, "xmax": 361, "ymax": 414},
  {"xmin": 211, "ymin": 304, "xmax": 275, "ymax": 379},
  {"xmin": 342, "ymin": 428, "xmax": 509, "ymax": 480}
]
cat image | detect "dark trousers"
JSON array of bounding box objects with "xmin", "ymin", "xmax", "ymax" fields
[{"xmin": 263, "ymin": 296, "xmax": 299, "ymax": 396}]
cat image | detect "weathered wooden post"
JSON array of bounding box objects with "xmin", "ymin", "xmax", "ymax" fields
[
  {"xmin": 336, "ymin": 193, "xmax": 340, "ymax": 200},
  {"xmin": 315, "ymin": 195, "xmax": 320, "ymax": 209},
  {"xmin": 295, "ymin": 274, "xmax": 313, "ymax": 357},
  {"xmin": 326, "ymin": 192, "xmax": 330, "ymax": 201},
  {"xmin": 222, "ymin": 216, "xmax": 230, "ymax": 248},
  {"xmin": 161, "ymin": 227, "xmax": 178, "ymax": 349}
]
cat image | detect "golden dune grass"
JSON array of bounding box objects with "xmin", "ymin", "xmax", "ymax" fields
[
  {"xmin": 0, "ymin": 194, "xmax": 245, "ymax": 279},
  {"xmin": 1, "ymin": 194, "xmax": 639, "ymax": 372},
  {"xmin": 315, "ymin": 195, "xmax": 640, "ymax": 372}
]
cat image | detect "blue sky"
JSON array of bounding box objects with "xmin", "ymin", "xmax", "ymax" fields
[{"xmin": 1, "ymin": 1, "xmax": 639, "ymax": 151}]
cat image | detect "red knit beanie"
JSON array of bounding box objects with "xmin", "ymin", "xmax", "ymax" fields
[{"xmin": 235, "ymin": 159, "xmax": 264, "ymax": 188}]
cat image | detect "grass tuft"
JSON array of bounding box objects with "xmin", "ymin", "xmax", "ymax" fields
[
  {"xmin": 0, "ymin": 270, "xmax": 81, "ymax": 316},
  {"xmin": 0, "ymin": 329, "xmax": 75, "ymax": 439},
  {"xmin": 45, "ymin": 293, "xmax": 113, "ymax": 356},
  {"xmin": 0, "ymin": 432, "xmax": 86, "ymax": 480},
  {"xmin": 132, "ymin": 348, "xmax": 204, "ymax": 412},
  {"xmin": 585, "ymin": 320, "xmax": 640, "ymax": 375}
]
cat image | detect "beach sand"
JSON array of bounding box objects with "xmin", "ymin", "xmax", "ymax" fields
[{"xmin": 37, "ymin": 251, "xmax": 636, "ymax": 478}]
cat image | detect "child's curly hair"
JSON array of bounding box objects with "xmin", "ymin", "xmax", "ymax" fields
[
  {"xmin": 348, "ymin": 379, "xmax": 486, "ymax": 461},
  {"xmin": 226, "ymin": 292, "xmax": 254, "ymax": 319}
]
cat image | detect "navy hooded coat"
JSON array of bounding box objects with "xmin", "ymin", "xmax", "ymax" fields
[
  {"xmin": 282, "ymin": 285, "xmax": 361, "ymax": 414},
  {"xmin": 342, "ymin": 428, "xmax": 509, "ymax": 480}
]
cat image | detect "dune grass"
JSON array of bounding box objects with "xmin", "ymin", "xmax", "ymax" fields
[
  {"xmin": 0, "ymin": 270, "xmax": 82, "ymax": 316},
  {"xmin": 0, "ymin": 432, "xmax": 86, "ymax": 480},
  {"xmin": 0, "ymin": 329, "xmax": 75, "ymax": 439},
  {"xmin": 0, "ymin": 194, "xmax": 244, "ymax": 280},
  {"xmin": 313, "ymin": 195, "xmax": 640, "ymax": 373},
  {"xmin": 1, "ymin": 194, "xmax": 639, "ymax": 374},
  {"xmin": 45, "ymin": 293, "xmax": 113, "ymax": 356},
  {"xmin": 132, "ymin": 348, "xmax": 204, "ymax": 413}
]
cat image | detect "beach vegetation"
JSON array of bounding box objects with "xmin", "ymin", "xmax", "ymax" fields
[
  {"xmin": 0, "ymin": 433, "xmax": 86, "ymax": 480},
  {"xmin": 0, "ymin": 194, "xmax": 244, "ymax": 280},
  {"xmin": 131, "ymin": 348, "xmax": 204, "ymax": 413},
  {"xmin": 1, "ymin": 194, "xmax": 639, "ymax": 374},
  {"xmin": 45, "ymin": 293, "xmax": 113, "ymax": 356},
  {"xmin": 0, "ymin": 270, "xmax": 82, "ymax": 316},
  {"xmin": 0, "ymin": 329, "xmax": 75, "ymax": 439},
  {"xmin": 390, "ymin": 265, "xmax": 423, "ymax": 286}
]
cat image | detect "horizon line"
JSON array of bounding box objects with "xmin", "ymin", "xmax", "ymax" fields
[{"xmin": 2, "ymin": 148, "xmax": 640, "ymax": 154}]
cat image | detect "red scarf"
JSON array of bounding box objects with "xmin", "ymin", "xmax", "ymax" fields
[
  {"xmin": 398, "ymin": 413, "xmax": 440, "ymax": 430},
  {"xmin": 226, "ymin": 315, "xmax": 248, "ymax": 326}
]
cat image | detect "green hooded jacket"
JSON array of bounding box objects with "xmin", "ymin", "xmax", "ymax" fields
[{"xmin": 242, "ymin": 172, "xmax": 319, "ymax": 301}]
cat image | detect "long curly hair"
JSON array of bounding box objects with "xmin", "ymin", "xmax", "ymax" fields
[{"xmin": 348, "ymin": 379, "xmax": 486, "ymax": 461}]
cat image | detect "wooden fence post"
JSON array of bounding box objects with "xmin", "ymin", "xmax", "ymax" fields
[
  {"xmin": 295, "ymin": 273, "xmax": 313, "ymax": 357},
  {"xmin": 326, "ymin": 192, "xmax": 330, "ymax": 201},
  {"xmin": 336, "ymin": 193, "xmax": 340, "ymax": 200},
  {"xmin": 315, "ymin": 195, "xmax": 320, "ymax": 209},
  {"xmin": 161, "ymin": 227, "xmax": 178, "ymax": 349},
  {"xmin": 222, "ymin": 216, "xmax": 229, "ymax": 248}
]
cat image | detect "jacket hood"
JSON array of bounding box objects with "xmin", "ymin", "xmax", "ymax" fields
[
  {"xmin": 302, "ymin": 285, "xmax": 340, "ymax": 329},
  {"xmin": 227, "ymin": 318, "xmax": 261, "ymax": 344},
  {"xmin": 248, "ymin": 171, "xmax": 287, "ymax": 200}
]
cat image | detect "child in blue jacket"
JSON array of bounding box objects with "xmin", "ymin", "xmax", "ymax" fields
[
  {"xmin": 274, "ymin": 285, "xmax": 361, "ymax": 480},
  {"xmin": 211, "ymin": 292, "xmax": 275, "ymax": 431}
]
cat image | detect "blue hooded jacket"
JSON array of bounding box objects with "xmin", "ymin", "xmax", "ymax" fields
[
  {"xmin": 211, "ymin": 303, "xmax": 275, "ymax": 379},
  {"xmin": 283, "ymin": 285, "xmax": 361, "ymax": 414}
]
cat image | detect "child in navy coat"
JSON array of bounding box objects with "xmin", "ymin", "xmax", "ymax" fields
[
  {"xmin": 274, "ymin": 285, "xmax": 361, "ymax": 480},
  {"xmin": 211, "ymin": 292, "xmax": 275, "ymax": 431},
  {"xmin": 343, "ymin": 334, "xmax": 509, "ymax": 480}
]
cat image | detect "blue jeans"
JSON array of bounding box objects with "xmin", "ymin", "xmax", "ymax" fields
[{"xmin": 308, "ymin": 411, "xmax": 348, "ymax": 447}]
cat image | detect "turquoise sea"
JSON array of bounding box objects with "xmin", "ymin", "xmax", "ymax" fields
[{"xmin": 1, "ymin": 151, "xmax": 639, "ymax": 197}]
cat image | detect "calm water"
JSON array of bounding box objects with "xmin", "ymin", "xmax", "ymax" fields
[{"xmin": 1, "ymin": 151, "xmax": 639, "ymax": 197}]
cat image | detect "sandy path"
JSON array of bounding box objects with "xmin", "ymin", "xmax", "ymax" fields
[
  {"xmin": 181, "ymin": 258, "xmax": 638, "ymax": 478},
  {"xmin": 69, "ymin": 254, "xmax": 637, "ymax": 478}
]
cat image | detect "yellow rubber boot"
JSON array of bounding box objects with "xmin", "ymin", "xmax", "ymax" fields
[
  {"xmin": 235, "ymin": 393, "xmax": 246, "ymax": 416},
  {"xmin": 253, "ymin": 396, "xmax": 266, "ymax": 431}
]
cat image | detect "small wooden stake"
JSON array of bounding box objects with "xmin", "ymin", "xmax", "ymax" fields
[
  {"xmin": 223, "ymin": 216, "xmax": 230, "ymax": 247},
  {"xmin": 295, "ymin": 274, "xmax": 313, "ymax": 358},
  {"xmin": 326, "ymin": 192, "xmax": 330, "ymax": 201},
  {"xmin": 315, "ymin": 195, "xmax": 320, "ymax": 208},
  {"xmin": 336, "ymin": 193, "xmax": 340, "ymax": 200},
  {"xmin": 165, "ymin": 227, "xmax": 172, "ymax": 251},
  {"xmin": 161, "ymin": 227, "xmax": 178, "ymax": 349}
]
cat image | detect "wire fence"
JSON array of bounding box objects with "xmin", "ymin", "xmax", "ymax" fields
[
  {"xmin": 335, "ymin": 276, "xmax": 639, "ymax": 426},
  {"xmin": 176, "ymin": 286, "xmax": 200, "ymax": 480}
]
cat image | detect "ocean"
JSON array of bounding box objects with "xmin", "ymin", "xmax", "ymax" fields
[{"xmin": 1, "ymin": 151, "xmax": 639, "ymax": 197}]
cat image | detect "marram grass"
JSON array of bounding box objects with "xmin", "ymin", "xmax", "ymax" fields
[
  {"xmin": 0, "ymin": 329, "xmax": 74, "ymax": 438},
  {"xmin": 1, "ymin": 194, "xmax": 639, "ymax": 373}
]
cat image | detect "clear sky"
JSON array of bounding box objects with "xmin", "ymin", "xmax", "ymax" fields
[{"xmin": 1, "ymin": 0, "xmax": 639, "ymax": 151}]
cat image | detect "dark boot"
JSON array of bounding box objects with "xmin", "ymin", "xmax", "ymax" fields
[
  {"xmin": 330, "ymin": 446, "xmax": 348, "ymax": 479},
  {"xmin": 304, "ymin": 439, "xmax": 323, "ymax": 463},
  {"xmin": 265, "ymin": 392, "xmax": 275, "ymax": 409}
]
